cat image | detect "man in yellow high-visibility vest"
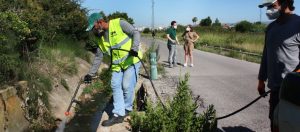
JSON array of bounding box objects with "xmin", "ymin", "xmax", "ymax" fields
[{"xmin": 85, "ymin": 13, "xmax": 142, "ymax": 126}]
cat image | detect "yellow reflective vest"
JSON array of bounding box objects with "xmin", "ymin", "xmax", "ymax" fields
[{"xmin": 98, "ymin": 18, "xmax": 143, "ymax": 72}]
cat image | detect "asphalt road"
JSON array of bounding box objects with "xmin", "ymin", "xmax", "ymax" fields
[{"xmin": 142, "ymin": 37, "xmax": 270, "ymax": 132}]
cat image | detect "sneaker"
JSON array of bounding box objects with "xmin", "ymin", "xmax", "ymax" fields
[
  {"xmin": 183, "ymin": 63, "xmax": 187, "ymax": 67},
  {"xmin": 190, "ymin": 64, "xmax": 194, "ymax": 67},
  {"xmin": 102, "ymin": 115, "xmax": 124, "ymax": 126}
]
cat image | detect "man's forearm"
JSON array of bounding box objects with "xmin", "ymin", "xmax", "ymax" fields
[
  {"xmin": 88, "ymin": 48, "xmax": 103, "ymax": 76},
  {"xmin": 131, "ymin": 30, "xmax": 140, "ymax": 52},
  {"xmin": 176, "ymin": 37, "xmax": 179, "ymax": 44},
  {"xmin": 166, "ymin": 35, "xmax": 174, "ymax": 42}
]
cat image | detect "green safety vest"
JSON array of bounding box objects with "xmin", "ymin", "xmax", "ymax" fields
[{"xmin": 97, "ymin": 18, "xmax": 143, "ymax": 72}]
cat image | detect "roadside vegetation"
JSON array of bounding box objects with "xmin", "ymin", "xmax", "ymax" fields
[
  {"xmin": 130, "ymin": 74, "xmax": 217, "ymax": 132},
  {"xmin": 0, "ymin": 0, "xmax": 164, "ymax": 129},
  {"xmin": 0, "ymin": 0, "xmax": 90, "ymax": 130}
]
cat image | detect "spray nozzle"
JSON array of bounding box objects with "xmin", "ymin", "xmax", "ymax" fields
[{"xmin": 65, "ymin": 111, "xmax": 71, "ymax": 116}]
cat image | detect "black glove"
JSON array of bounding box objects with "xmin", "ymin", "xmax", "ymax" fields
[
  {"xmin": 84, "ymin": 74, "xmax": 92, "ymax": 84},
  {"xmin": 129, "ymin": 49, "xmax": 138, "ymax": 57}
]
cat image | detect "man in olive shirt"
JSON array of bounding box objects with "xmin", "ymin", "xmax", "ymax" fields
[{"xmin": 166, "ymin": 21, "xmax": 180, "ymax": 68}]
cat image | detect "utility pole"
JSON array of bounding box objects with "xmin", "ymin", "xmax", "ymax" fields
[
  {"xmin": 260, "ymin": 8, "xmax": 262, "ymax": 23},
  {"xmin": 150, "ymin": 0, "xmax": 158, "ymax": 80},
  {"xmin": 152, "ymin": 0, "xmax": 155, "ymax": 30}
]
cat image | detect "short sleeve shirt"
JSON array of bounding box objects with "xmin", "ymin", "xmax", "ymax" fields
[{"xmin": 166, "ymin": 27, "xmax": 176, "ymax": 44}]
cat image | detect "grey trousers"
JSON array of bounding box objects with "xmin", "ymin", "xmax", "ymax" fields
[{"xmin": 167, "ymin": 44, "xmax": 177, "ymax": 65}]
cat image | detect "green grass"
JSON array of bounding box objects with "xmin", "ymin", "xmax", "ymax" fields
[
  {"xmin": 200, "ymin": 46, "xmax": 261, "ymax": 63},
  {"xmin": 195, "ymin": 32, "xmax": 264, "ymax": 54},
  {"xmin": 38, "ymin": 37, "xmax": 91, "ymax": 76},
  {"xmin": 83, "ymin": 81, "xmax": 102, "ymax": 94}
]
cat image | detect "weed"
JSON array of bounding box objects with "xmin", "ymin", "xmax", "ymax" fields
[
  {"xmin": 130, "ymin": 74, "xmax": 217, "ymax": 132},
  {"xmin": 61, "ymin": 78, "xmax": 69, "ymax": 91},
  {"xmin": 83, "ymin": 81, "xmax": 102, "ymax": 94}
]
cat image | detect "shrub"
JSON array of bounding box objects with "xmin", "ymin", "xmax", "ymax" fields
[
  {"xmin": 235, "ymin": 20, "xmax": 253, "ymax": 33},
  {"xmin": 212, "ymin": 18, "xmax": 221, "ymax": 27},
  {"xmin": 143, "ymin": 28, "xmax": 151, "ymax": 34},
  {"xmin": 130, "ymin": 74, "xmax": 217, "ymax": 132},
  {"xmin": 200, "ymin": 17, "xmax": 212, "ymax": 26}
]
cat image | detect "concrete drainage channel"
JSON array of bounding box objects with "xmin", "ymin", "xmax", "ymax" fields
[
  {"xmin": 57, "ymin": 78, "xmax": 148, "ymax": 132},
  {"xmin": 61, "ymin": 92, "xmax": 109, "ymax": 132}
]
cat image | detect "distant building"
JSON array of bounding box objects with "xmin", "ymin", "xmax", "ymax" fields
[
  {"xmin": 223, "ymin": 24, "xmax": 230, "ymax": 29},
  {"xmin": 222, "ymin": 24, "xmax": 235, "ymax": 29}
]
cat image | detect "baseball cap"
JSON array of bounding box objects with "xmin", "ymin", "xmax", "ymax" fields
[
  {"xmin": 258, "ymin": 0, "xmax": 277, "ymax": 8},
  {"xmin": 86, "ymin": 13, "xmax": 103, "ymax": 31}
]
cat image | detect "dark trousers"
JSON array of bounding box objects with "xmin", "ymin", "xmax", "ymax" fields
[{"xmin": 269, "ymin": 90, "xmax": 280, "ymax": 132}]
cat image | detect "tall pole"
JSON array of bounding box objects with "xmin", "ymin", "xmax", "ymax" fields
[
  {"xmin": 260, "ymin": 8, "xmax": 262, "ymax": 23},
  {"xmin": 152, "ymin": 0, "xmax": 154, "ymax": 30},
  {"xmin": 150, "ymin": 0, "xmax": 158, "ymax": 80}
]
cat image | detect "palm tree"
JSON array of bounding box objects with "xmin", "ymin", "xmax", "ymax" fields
[{"xmin": 192, "ymin": 17, "xmax": 198, "ymax": 25}]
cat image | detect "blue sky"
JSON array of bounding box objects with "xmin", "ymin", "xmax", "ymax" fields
[{"xmin": 81, "ymin": 0, "xmax": 300, "ymax": 27}]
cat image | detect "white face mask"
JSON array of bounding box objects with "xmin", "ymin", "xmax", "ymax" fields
[
  {"xmin": 266, "ymin": 8, "xmax": 280, "ymax": 20},
  {"xmin": 173, "ymin": 25, "xmax": 177, "ymax": 29},
  {"xmin": 186, "ymin": 27, "xmax": 191, "ymax": 31}
]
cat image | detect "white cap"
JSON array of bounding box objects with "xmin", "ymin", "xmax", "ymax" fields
[{"xmin": 258, "ymin": 0, "xmax": 277, "ymax": 8}]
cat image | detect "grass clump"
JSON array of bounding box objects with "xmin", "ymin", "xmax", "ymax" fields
[
  {"xmin": 83, "ymin": 81, "xmax": 102, "ymax": 94},
  {"xmin": 83, "ymin": 68, "xmax": 112, "ymax": 95},
  {"xmin": 61, "ymin": 78, "xmax": 69, "ymax": 91},
  {"xmin": 130, "ymin": 74, "xmax": 217, "ymax": 132}
]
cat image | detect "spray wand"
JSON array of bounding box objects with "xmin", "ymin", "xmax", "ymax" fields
[{"xmin": 64, "ymin": 78, "xmax": 83, "ymax": 116}]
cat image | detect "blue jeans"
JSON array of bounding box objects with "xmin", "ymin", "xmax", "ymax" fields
[
  {"xmin": 111, "ymin": 62, "xmax": 141, "ymax": 116},
  {"xmin": 167, "ymin": 44, "xmax": 177, "ymax": 65}
]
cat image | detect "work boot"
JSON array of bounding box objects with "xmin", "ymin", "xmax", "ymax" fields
[{"xmin": 102, "ymin": 115, "xmax": 124, "ymax": 126}]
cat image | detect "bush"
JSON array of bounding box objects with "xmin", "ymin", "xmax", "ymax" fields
[
  {"xmin": 235, "ymin": 20, "xmax": 253, "ymax": 33},
  {"xmin": 0, "ymin": 11, "xmax": 31, "ymax": 86},
  {"xmin": 252, "ymin": 22, "xmax": 267, "ymax": 32},
  {"xmin": 200, "ymin": 17, "xmax": 212, "ymax": 26},
  {"xmin": 212, "ymin": 18, "xmax": 221, "ymax": 27},
  {"xmin": 143, "ymin": 28, "xmax": 151, "ymax": 34},
  {"xmin": 130, "ymin": 74, "xmax": 217, "ymax": 132}
]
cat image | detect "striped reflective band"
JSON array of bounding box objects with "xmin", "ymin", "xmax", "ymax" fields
[
  {"xmin": 107, "ymin": 37, "xmax": 130, "ymax": 56},
  {"xmin": 112, "ymin": 54, "xmax": 129, "ymax": 64},
  {"xmin": 111, "ymin": 37, "xmax": 130, "ymax": 49}
]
